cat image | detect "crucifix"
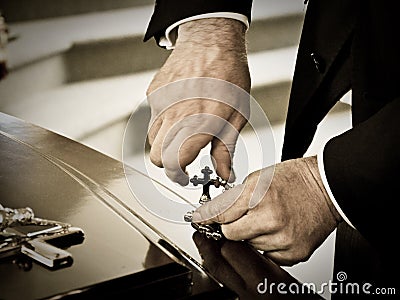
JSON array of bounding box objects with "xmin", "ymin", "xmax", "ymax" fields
[
  {"xmin": 0, "ymin": 205, "xmax": 84, "ymax": 270},
  {"xmin": 184, "ymin": 166, "xmax": 232, "ymax": 240}
]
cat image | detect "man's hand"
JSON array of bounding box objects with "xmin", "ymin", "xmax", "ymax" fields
[
  {"xmin": 192, "ymin": 156, "xmax": 343, "ymax": 266},
  {"xmin": 146, "ymin": 18, "xmax": 251, "ymax": 185}
]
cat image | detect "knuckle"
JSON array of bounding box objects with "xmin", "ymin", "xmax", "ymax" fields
[
  {"xmin": 267, "ymin": 216, "xmax": 286, "ymax": 232},
  {"xmin": 146, "ymin": 81, "xmax": 158, "ymax": 96},
  {"xmin": 215, "ymin": 213, "xmax": 227, "ymax": 224},
  {"xmin": 222, "ymin": 229, "xmax": 234, "ymax": 240},
  {"xmin": 166, "ymin": 171, "xmax": 179, "ymax": 182},
  {"xmin": 147, "ymin": 128, "xmax": 158, "ymax": 146},
  {"xmin": 286, "ymin": 248, "xmax": 312, "ymax": 265},
  {"xmin": 272, "ymin": 232, "xmax": 293, "ymax": 250},
  {"xmin": 149, "ymin": 149, "xmax": 163, "ymax": 167},
  {"xmin": 147, "ymin": 135, "xmax": 154, "ymax": 146},
  {"xmin": 202, "ymin": 203, "xmax": 225, "ymax": 223},
  {"xmin": 221, "ymin": 225, "xmax": 240, "ymax": 241},
  {"xmin": 280, "ymin": 257, "xmax": 297, "ymax": 267},
  {"xmin": 269, "ymin": 252, "xmax": 297, "ymax": 267}
]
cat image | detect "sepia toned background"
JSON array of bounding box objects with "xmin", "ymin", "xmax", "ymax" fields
[{"xmin": 0, "ymin": 1, "xmax": 353, "ymax": 299}]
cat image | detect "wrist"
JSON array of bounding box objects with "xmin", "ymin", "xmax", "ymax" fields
[
  {"xmin": 304, "ymin": 156, "xmax": 343, "ymax": 224},
  {"xmin": 175, "ymin": 18, "xmax": 247, "ymax": 52}
]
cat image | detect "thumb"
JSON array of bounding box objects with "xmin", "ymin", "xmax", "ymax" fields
[{"xmin": 192, "ymin": 184, "xmax": 248, "ymax": 224}]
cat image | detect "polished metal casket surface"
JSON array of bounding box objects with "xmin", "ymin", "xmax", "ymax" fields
[
  {"xmin": 0, "ymin": 113, "xmax": 233, "ymax": 299},
  {"xmin": 0, "ymin": 112, "xmax": 308, "ymax": 300}
]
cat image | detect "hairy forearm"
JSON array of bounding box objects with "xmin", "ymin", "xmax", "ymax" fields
[
  {"xmin": 176, "ymin": 18, "xmax": 247, "ymax": 51},
  {"xmin": 157, "ymin": 18, "xmax": 250, "ymax": 90}
]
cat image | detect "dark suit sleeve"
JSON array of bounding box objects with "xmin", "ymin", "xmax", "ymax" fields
[
  {"xmin": 144, "ymin": 0, "xmax": 253, "ymax": 43},
  {"xmin": 323, "ymin": 97, "xmax": 400, "ymax": 254}
]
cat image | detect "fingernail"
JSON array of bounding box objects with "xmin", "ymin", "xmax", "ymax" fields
[
  {"xmin": 192, "ymin": 211, "xmax": 202, "ymax": 223},
  {"xmin": 228, "ymin": 167, "xmax": 236, "ymax": 183},
  {"xmin": 165, "ymin": 170, "xmax": 189, "ymax": 186},
  {"xmin": 177, "ymin": 176, "xmax": 189, "ymax": 186}
]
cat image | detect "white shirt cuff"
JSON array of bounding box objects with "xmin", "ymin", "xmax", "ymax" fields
[
  {"xmin": 159, "ymin": 12, "xmax": 249, "ymax": 50},
  {"xmin": 317, "ymin": 147, "xmax": 356, "ymax": 229}
]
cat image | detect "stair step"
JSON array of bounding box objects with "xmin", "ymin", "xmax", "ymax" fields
[
  {"xmin": 6, "ymin": 5, "xmax": 156, "ymax": 69},
  {"xmin": 1, "ymin": 0, "xmax": 154, "ymax": 23},
  {"xmin": 1, "ymin": 47, "xmax": 298, "ymax": 142},
  {"xmin": 1, "ymin": 4, "xmax": 304, "ymax": 108},
  {"xmin": 5, "ymin": 0, "xmax": 305, "ymax": 73},
  {"xmin": 65, "ymin": 13, "xmax": 303, "ymax": 83},
  {"xmin": 0, "ymin": 0, "xmax": 307, "ymax": 160}
]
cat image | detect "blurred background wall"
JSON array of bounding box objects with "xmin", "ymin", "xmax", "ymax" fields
[{"xmin": 0, "ymin": 0, "xmax": 314, "ymax": 160}]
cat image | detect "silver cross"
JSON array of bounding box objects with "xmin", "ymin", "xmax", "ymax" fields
[
  {"xmin": 1, "ymin": 205, "xmax": 84, "ymax": 269},
  {"xmin": 184, "ymin": 167, "xmax": 233, "ymax": 240}
]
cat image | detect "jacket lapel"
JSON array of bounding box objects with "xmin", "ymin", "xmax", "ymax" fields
[{"xmin": 286, "ymin": 0, "xmax": 358, "ymax": 128}]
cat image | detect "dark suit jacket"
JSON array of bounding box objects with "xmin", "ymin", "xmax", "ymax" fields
[{"xmin": 145, "ymin": 0, "xmax": 399, "ymax": 287}]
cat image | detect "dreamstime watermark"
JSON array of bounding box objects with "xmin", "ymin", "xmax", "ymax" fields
[{"xmin": 257, "ymin": 271, "xmax": 396, "ymax": 296}]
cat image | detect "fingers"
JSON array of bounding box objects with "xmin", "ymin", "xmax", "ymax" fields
[
  {"xmin": 221, "ymin": 214, "xmax": 260, "ymax": 241},
  {"xmin": 220, "ymin": 242, "xmax": 294, "ymax": 287},
  {"xmin": 211, "ymin": 138, "xmax": 236, "ymax": 183},
  {"xmin": 222, "ymin": 223, "xmax": 305, "ymax": 267},
  {"xmin": 221, "ymin": 192, "xmax": 283, "ymax": 240},
  {"xmin": 262, "ymin": 250, "xmax": 309, "ymax": 267},
  {"xmin": 163, "ymin": 131, "xmax": 214, "ymax": 185},
  {"xmin": 147, "ymin": 114, "xmax": 163, "ymax": 147},
  {"xmin": 191, "ymin": 169, "xmax": 266, "ymax": 224},
  {"xmin": 247, "ymin": 233, "xmax": 290, "ymax": 252},
  {"xmin": 150, "ymin": 111, "xmax": 237, "ymax": 185},
  {"xmin": 146, "ymin": 84, "xmax": 250, "ymax": 184},
  {"xmin": 150, "ymin": 116, "xmax": 219, "ymax": 185},
  {"xmin": 192, "ymin": 184, "xmax": 248, "ymax": 223},
  {"xmin": 211, "ymin": 110, "xmax": 247, "ymax": 182},
  {"xmin": 149, "ymin": 118, "xmax": 171, "ymax": 167}
]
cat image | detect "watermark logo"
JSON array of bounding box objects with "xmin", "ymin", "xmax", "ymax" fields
[
  {"xmin": 336, "ymin": 271, "xmax": 347, "ymax": 282},
  {"xmin": 257, "ymin": 271, "xmax": 396, "ymax": 296}
]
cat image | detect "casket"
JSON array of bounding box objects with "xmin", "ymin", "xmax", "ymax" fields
[{"xmin": 0, "ymin": 112, "xmax": 317, "ymax": 300}]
